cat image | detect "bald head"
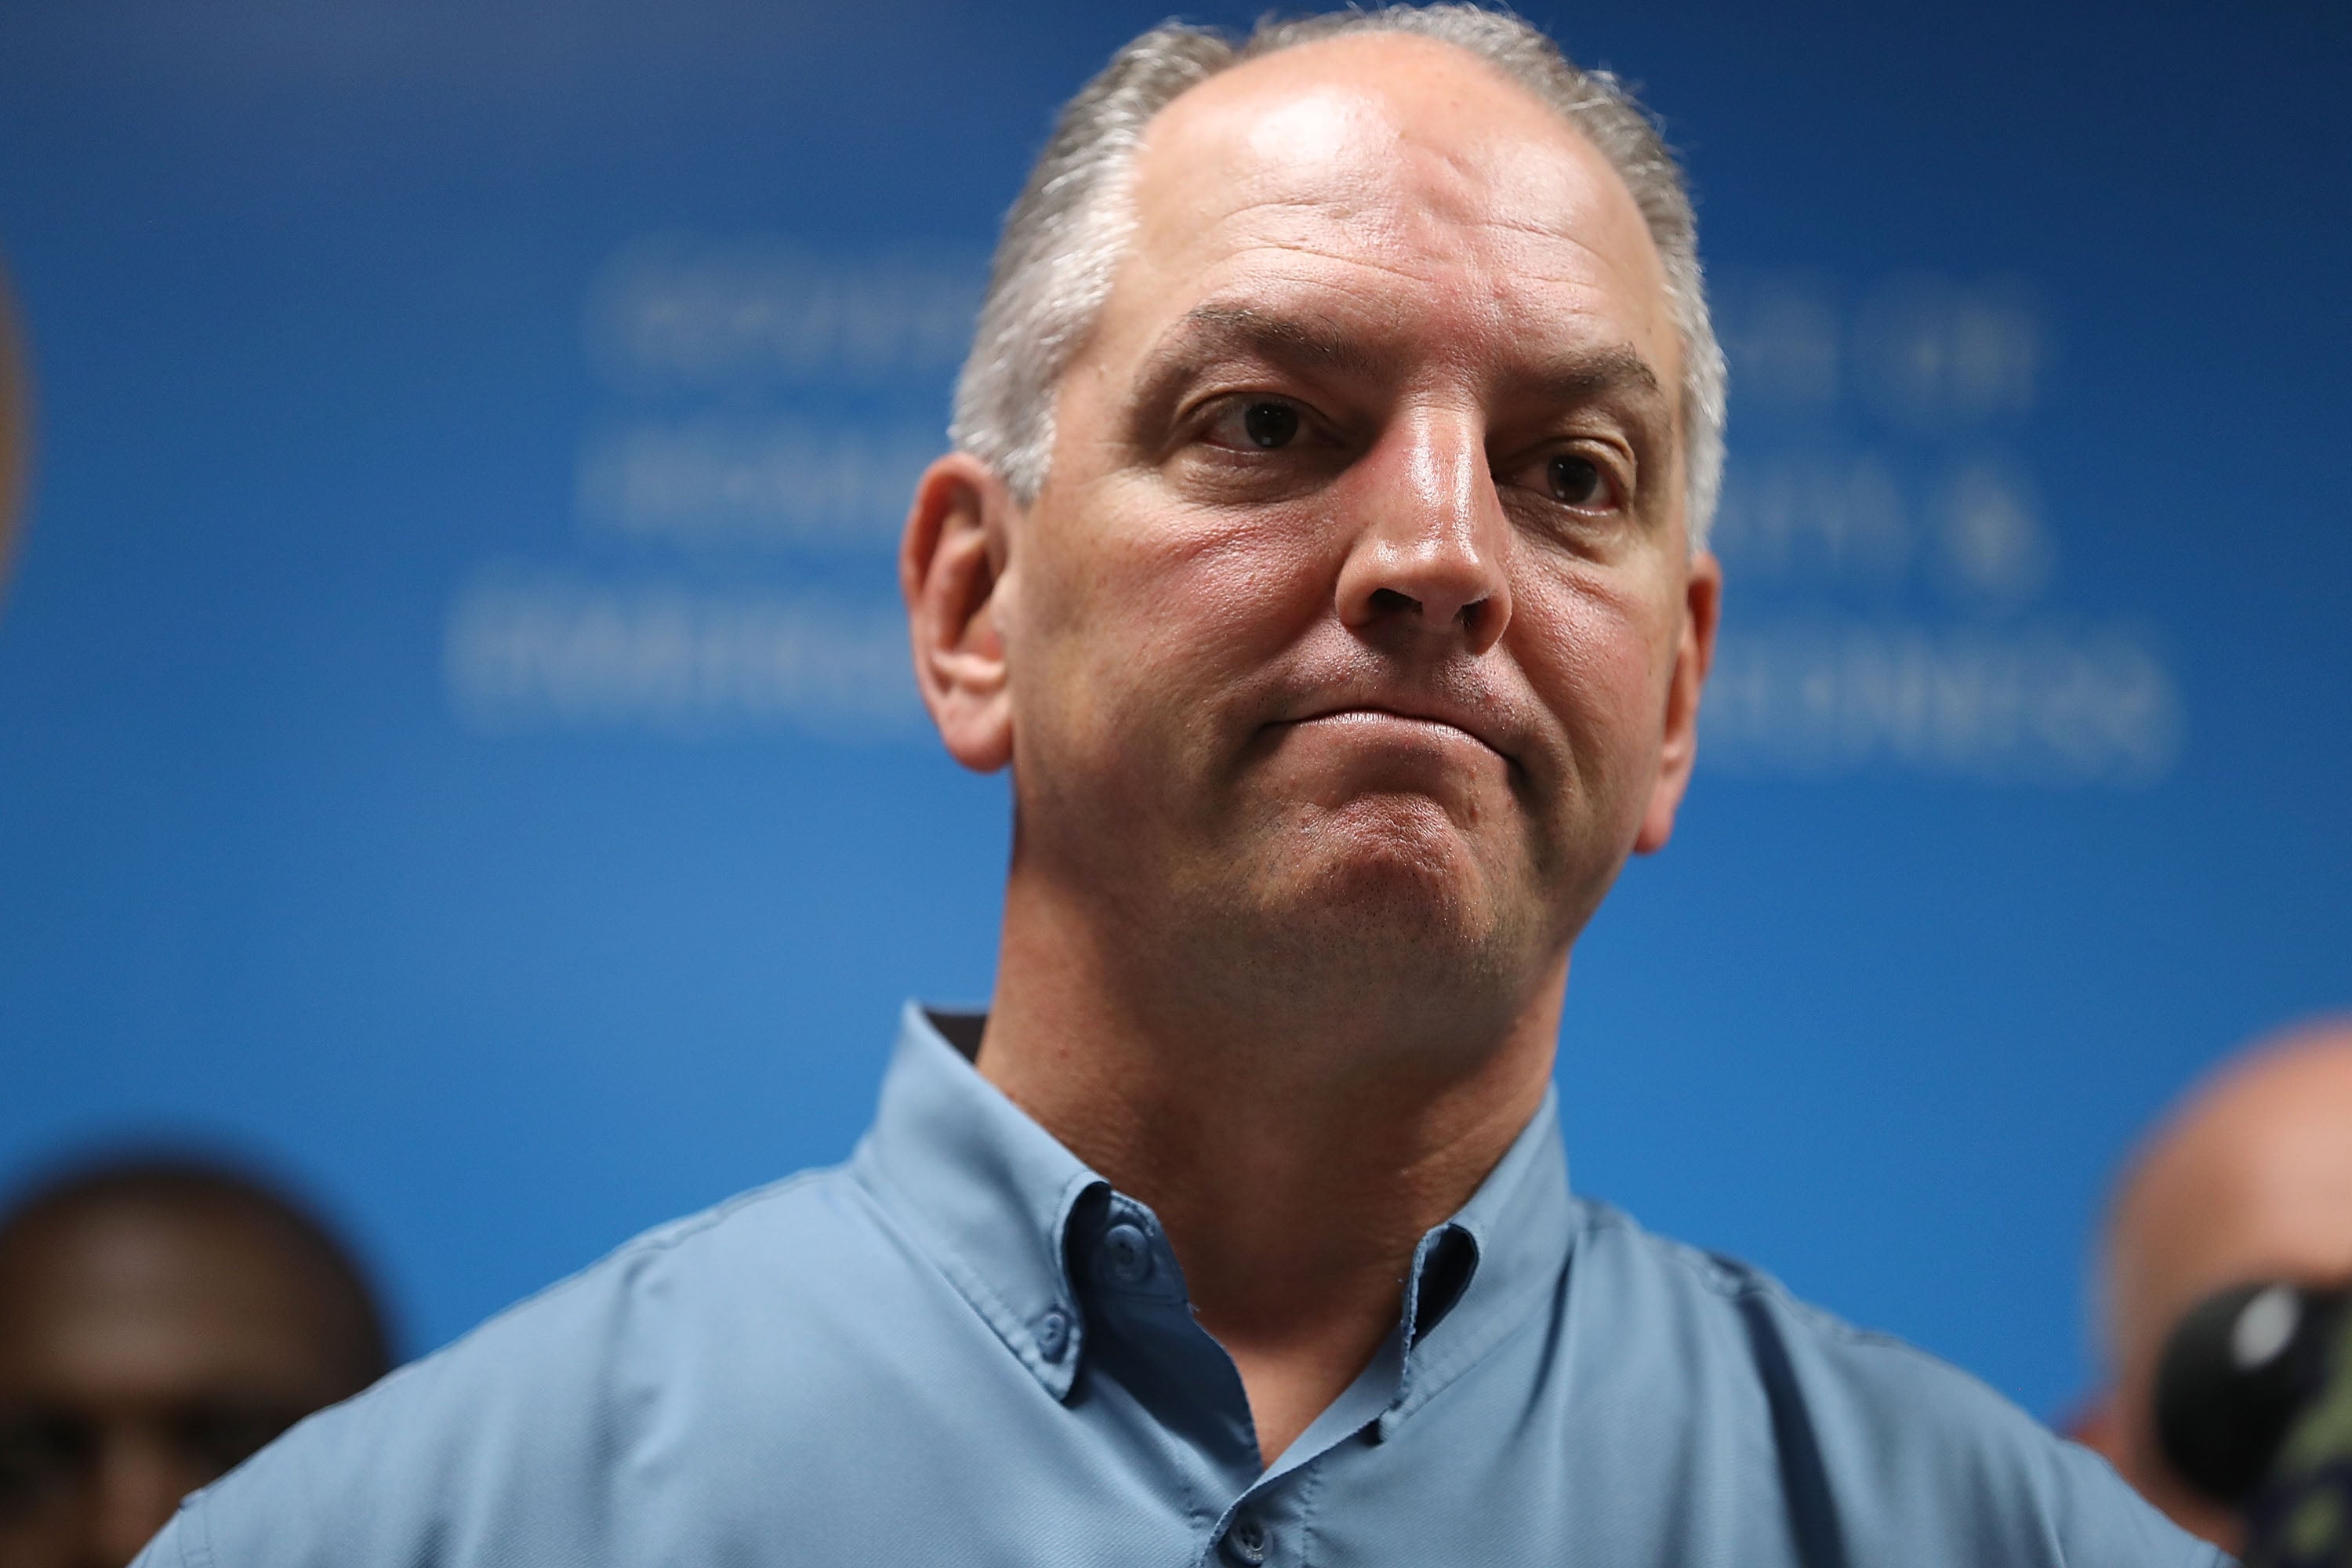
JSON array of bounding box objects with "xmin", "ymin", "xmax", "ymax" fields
[
  {"xmin": 2082, "ymin": 1019, "xmax": 2352, "ymax": 1551},
  {"xmin": 0, "ymin": 1160, "xmax": 391, "ymax": 1568},
  {"xmin": 947, "ymin": 5, "xmax": 1724, "ymax": 536}
]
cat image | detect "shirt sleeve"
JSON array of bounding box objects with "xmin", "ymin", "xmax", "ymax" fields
[
  {"xmin": 1714, "ymin": 1265, "xmax": 2238, "ymax": 1568},
  {"xmin": 128, "ymin": 1502, "xmax": 202, "ymax": 1568},
  {"xmin": 117, "ymin": 1230, "xmax": 662, "ymax": 1568}
]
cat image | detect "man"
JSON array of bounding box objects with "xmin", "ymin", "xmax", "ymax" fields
[
  {"xmin": 135, "ymin": 9, "xmax": 2219, "ymax": 1564},
  {"xmin": 0, "ymin": 1158, "xmax": 391, "ymax": 1568},
  {"xmin": 2074, "ymin": 1018, "xmax": 2352, "ymax": 1554}
]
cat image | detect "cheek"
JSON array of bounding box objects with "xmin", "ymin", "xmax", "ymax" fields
[
  {"xmin": 1515, "ymin": 573, "xmax": 1678, "ymax": 793},
  {"xmin": 1018, "ymin": 488, "xmax": 1337, "ymax": 742}
]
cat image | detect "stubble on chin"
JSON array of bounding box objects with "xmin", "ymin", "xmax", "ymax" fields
[{"xmin": 1156, "ymin": 793, "xmax": 1566, "ymax": 1043}]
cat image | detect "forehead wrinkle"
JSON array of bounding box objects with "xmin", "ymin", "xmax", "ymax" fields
[
  {"xmin": 1189, "ymin": 223, "xmax": 1649, "ymax": 336},
  {"xmin": 1109, "ymin": 68, "xmax": 1682, "ymax": 442},
  {"xmin": 1167, "ymin": 182, "xmax": 1667, "ymax": 350},
  {"xmin": 1176, "ymin": 154, "xmax": 1641, "ymax": 267},
  {"xmin": 1207, "ymin": 247, "xmax": 1667, "ymax": 402},
  {"xmin": 1128, "ymin": 245, "xmax": 1671, "ymax": 439}
]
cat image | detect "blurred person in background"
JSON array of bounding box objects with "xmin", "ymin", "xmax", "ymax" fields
[
  {"xmin": 2072, "ymin": 1018, "xmax": 2352, "ymax": 1555},
  {"xmin": 0, "ymin": 1158, "xmax": 392, "ymax": 1568}
]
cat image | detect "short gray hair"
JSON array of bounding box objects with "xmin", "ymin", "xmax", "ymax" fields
[{"xmin": 949, "ymin": 4, "xmax": 1727, "ymax": 549}]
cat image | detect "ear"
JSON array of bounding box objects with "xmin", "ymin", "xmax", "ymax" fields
[
  {"xmin": 1633, "ymin": 549, "xmax": 1722, "ymax": 855},
  {"xmin": 902, "ymin": 452, "xmax": 1018, "ymax": 773}
]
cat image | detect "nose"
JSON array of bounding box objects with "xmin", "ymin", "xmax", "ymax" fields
[
  {"xmin": 85, "ymin": 1428, "xmax": 192, "ymax": 1568},
  {"xmin": 1334, "ymin": 408, "xmax": 1512, "ymax": 656}
]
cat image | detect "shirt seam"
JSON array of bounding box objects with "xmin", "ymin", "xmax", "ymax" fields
[
  {"xmin": 178, "ymin": 1494, "xmax": 213, "ymax": 1568},
  {"xmin": 466, "ymin": 1167, "xmax": 844, "ymax": 1339},
  {"xmin": 1583, "ymin": 1204, "xmax": 1891, "ymax": 1334},
  {"xmin": 1629, "ymin": 1214, "xmax": 1962, "ymax": 1373},
  {"xmin": 258, "ymin": 1167, "xmax": 847, "ymax": 1436},
  {"xmin": 503, "ymin": 1166, "xmax": 840, "ymax": 1313},
  {"xmin": 1293, "ymin": 1450, "xmax": 1330, "ymax": 1568}
]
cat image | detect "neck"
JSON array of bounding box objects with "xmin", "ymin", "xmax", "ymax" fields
[{"xmin": 976, "ymin": 864, "xmax": 1565, "ymax": 1465}]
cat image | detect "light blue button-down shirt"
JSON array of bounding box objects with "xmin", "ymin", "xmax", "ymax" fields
[{"xmin": 137, "ymin": 1005, "xmax": 2224, "ymax": 1567}]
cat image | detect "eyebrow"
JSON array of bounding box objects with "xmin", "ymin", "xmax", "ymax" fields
[
  {"xmin": 1127, "ymin": 303, "xmax": 1395, "ymax": 425},
  {"xmin": 1517, "ymin": 342, "xmax": 1665, "ymax": 409}
]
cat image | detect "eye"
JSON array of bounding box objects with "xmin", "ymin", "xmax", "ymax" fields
[
  {"xmin": 1243, "ymin": 401, "xmax": 1299, "ymax": 448},
  {"xmin": 0, "ymin": 1408, "xmax": 96, "ymax": 1510},
  {"xmin": 1545, "ymin": 454, "xmax": 1606, "ymax": 506},
  {"xmin": 1502, "ymin": 447, "xmax": 1627, "ymax": 514},
  {"xmin": 1199, "ymin": 397, "xmax": 1311, "ymax": 452}
]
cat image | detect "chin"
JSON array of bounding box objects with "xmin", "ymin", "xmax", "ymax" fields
[{"xmin": 1245, "ymin": 800, "xmax": 1523, "ymax": 965}]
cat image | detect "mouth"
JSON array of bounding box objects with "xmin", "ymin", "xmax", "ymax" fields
[{"xmin": 1277, "ymin": 702, "xmax": 1516, "ymax": 768}]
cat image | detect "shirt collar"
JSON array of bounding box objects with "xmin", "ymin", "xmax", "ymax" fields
[
  {"xmin": 851, "ymin": 1003, "xmax": 1104, "ymax": 1400},
  {"xmin": 1378, "ymin": 1064, "xmax": 1576, "ymax": 1435},
  {"xmin": 850, "ymin": 1001, "xmax": 1577, "ymax": 1423}
]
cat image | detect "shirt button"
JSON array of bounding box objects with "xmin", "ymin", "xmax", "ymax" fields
[
  {"xmin": 1035, "ymin": 1306, "xmax": 1071, "ymax": 1363},
  {"xmin": 1221, "ymin": 1513, "xmax": 1270, "ymax": 1566},
  {"xmin": 1102, "ymin": 1221, "xmax": 1152, "ymax": 1284}
]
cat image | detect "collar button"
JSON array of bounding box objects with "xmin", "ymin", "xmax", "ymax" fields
[{"xmin": 1101, "ymin": 1221, "xmax": 1152, "ymax": 1285}]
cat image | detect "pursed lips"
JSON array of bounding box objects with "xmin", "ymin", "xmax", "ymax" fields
[{"xmin": 1279, "ymin": 702, "xmax": 1516, "ymax": 768}]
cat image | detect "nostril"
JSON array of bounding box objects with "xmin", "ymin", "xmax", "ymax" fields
[{"xmin": 1370, "ymin": 587, "xmax": 1418, "ymax": 615}]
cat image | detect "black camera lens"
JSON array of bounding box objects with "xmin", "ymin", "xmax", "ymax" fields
[{"xmin": 2154, "ymin": 1282, "xmax": 2346, "ymax": 1507}]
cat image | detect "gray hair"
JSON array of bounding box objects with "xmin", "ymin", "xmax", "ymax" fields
[{"xmin": 949, "ymin": 4, "xmax": 1727, "ymax": 550}]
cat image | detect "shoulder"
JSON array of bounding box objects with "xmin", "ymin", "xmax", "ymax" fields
[
  {"xmin": 138, "ymin": 1163, "xmax": 930, "ymax": 1568},
  {"xmin": 1559, "ymin": 1200, "xmax": 2228, "ymax": 1568}
]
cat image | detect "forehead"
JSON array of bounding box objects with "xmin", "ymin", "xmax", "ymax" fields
[
  {"xmin": 1109, "ymin": 32, "xmax": 1676, "ymax": 381},
  {"xmin": 0, "ymin": 1201, "xmax": 343, "ymax": 1388},
  {"xmin": 2115, "ymin": 1067, "xmax": 2352, "ymax": 1361}
]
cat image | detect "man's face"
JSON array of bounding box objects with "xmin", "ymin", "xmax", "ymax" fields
[
  {"xmin": 0, "ymin": 1200, "xmax": 372, "ymax": 1568},
  {"xmin": 989, "ymin": 35, "xmax": 1715, "ymax": 1017}
]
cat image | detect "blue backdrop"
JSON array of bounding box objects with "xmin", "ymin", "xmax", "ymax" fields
[{"xmin": 1, "ymin": 0, "xmax": 2345, "ymax": 1424}]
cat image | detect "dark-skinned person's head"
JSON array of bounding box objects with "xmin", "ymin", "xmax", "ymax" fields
[{"xmin": 0, "ymin": 1157, "xmax": 392, "ymax": 1568}]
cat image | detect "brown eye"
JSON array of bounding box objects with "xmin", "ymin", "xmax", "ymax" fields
[
  {"xmin": 1546, "ymin": 454, "xmax": 1606, "ymax": 506},
  {"xmin": 1242, "ymin": 401, "xmax": 1299, "ymax": 449}
]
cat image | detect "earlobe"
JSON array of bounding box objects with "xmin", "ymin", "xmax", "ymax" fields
[
  {"xmin": 1633, "ymin": 550, "xmax": 1722, "ymax": 856},
  {"xmin": 900, "ymin": 453, "xmax": 1017, "ymax": 773}
]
